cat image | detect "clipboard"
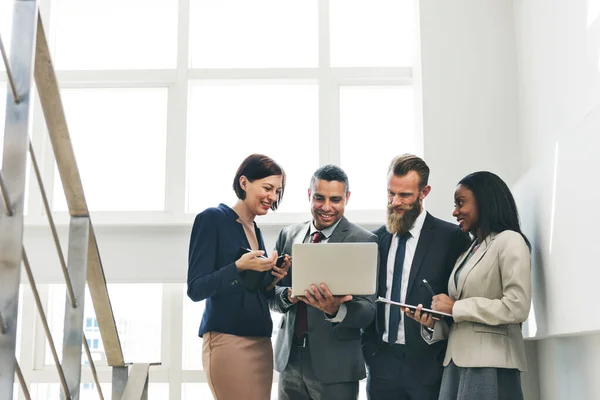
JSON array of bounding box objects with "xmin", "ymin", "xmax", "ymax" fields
[{"xmin": 376, "ymin": 296, "xmax": 453, "ymax": 319}]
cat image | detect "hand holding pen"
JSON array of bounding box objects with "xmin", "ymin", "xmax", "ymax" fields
[{"xmin": 424, "ymin": 279, "xmax": 455, "ymax": 315}]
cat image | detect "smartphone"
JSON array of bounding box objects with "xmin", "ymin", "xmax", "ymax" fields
[
  {"xmin": 236, "ymin": 248, "xmax": 286, "ymax": 292},
  {"xmin": 276, "ymin": 254, "xmax": 286, "ymax": 267}
]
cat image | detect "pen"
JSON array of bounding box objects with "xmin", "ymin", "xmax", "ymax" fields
[{"xmin": 422, "ymin": 279, "xmax": 436, "ymax": 297}]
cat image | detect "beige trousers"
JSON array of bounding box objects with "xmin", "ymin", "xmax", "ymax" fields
[{"xmin": 202, "ymin": 332, "xmax": 273, "ymax": 400}]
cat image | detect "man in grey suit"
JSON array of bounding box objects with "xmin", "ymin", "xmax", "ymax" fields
[{"xmin": 269, "ymin": 165, "xmax": 377, "ymax": 400}]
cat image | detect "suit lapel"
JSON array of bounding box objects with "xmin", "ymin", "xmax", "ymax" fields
[
  {"xmin": 405, "ymin": 212, "xmax": 435, "ymax": 297},
  {"xmin": 378, "ymin": 231, "xmax": 392, "ymax": 297},
  {"xmin": 455, "ymin": 234, "xmax": 496, "ymax": 298},
  {"xmin": 290, "ymin": 222, "xmax": 310, "ymax": 252},
  {"xmin": 448, "ymin": 241, "xmax": 475, "ymax": 298},
  {"xmin": 327, "ymin": 217, "xmax": 350, "ymax": 243}
]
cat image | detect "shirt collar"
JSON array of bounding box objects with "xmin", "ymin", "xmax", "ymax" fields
[
  {"xmin": 309, "ymin": 218, "xmax": 341, "ymax": 239},
  {"xmin": 394, "ymin": 209, "xmax": 427, "ymax": 240}
]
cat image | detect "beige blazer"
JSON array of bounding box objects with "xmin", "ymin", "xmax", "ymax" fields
[{"xmin": 424, "ymin": 230, "xmax": 531, "ymax": 371}]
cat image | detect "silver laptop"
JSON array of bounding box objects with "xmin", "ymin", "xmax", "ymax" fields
[{"xmin": 291, "ymin": 242, "xmax": 378, "ymax": 297}]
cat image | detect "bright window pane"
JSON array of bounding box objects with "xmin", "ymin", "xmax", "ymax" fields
[
  {"xmin": 340, "ymin": 86, "xmax": 416, "ymax": 210},
  {"xmin": 52, "ymin": 88, "xmax": 168, "ymax": 212},
  {"xmin": 52, "ymin": 0, "xmax": 178, "ymax": 69},
  {"xmin": 189, "ymin": 0, "xmax": 318, "ymax": 68},
  {"xmin": 186, "ymin": 83, "xmax": 318, "ymax": 213},
  {"xmin": 330, "ymin": 0, "xmax": 416, "ymax": 67},
  {"xmin": 148, "ymin": 383, "xmax": 169, "ymax": 400},
  {"xmin": 182, "ymin": 292, "xmax": 204, "ymax": 370},
  {"xmin": 46, "ymin": 284, "xmax": 162, "ymax": 366}
]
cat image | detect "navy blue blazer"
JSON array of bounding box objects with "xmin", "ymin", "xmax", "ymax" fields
[
  {"xmin": 187, "ymin": 203, "xmax": 274, "ymax": 337},
  {"xmin": 362, "ymin": 212, "xmax": 471, "ymax": 385}
]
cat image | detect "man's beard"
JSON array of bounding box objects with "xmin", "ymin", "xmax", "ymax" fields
[{"xmin": 386, "ymin": 199, "xmax": 422, "ymax": 235}]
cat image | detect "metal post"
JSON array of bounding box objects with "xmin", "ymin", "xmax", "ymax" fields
[
  {"xmin": 0, "ymin": 1, "xmax": 38, "ymax": 399},
  {"xmin": 112, "ymin": 366, "xmax": 129, "ymax": 400},
  {"xmin": 60, "ymin": 217, "xmax": 90, "ymax": 400},
  {"xmin": 122, "ymin": 364, "xmax": 151, "ymax": 400}
]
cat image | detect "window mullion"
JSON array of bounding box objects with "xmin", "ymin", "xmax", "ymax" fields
[
  {"xmin": 165, "ymin": 0, "xmax": 191, "ymax": 217},
  {"xmin": 318, "ymin": 0, "xmax": 340, "ymax": 166}
]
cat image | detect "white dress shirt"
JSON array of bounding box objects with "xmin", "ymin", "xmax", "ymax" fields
[{"xmin": 383, "ymin": 210, "xmax": 427, "ymax": 344}]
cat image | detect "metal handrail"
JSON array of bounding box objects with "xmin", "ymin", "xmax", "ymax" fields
[
  {"xmin": 83, "ymin": 333, "xmax": 105, "ymax": 400},
  {"xmin": 28, "ymin": 141, "xmax": 77, "ymax": 308},
  {"xmin": 0, "ymin": 170, "xmax": 13, "ymax": 217},
  {"xmin": 14, "ymin": 361, "xmax": 31, "ymax": 400},
  {"xmin": 0, "ymin": 32, "xmax": 20, "ymax": 104},
  {"xmin": 34, "ymin": 11, "xmax": 125, "ymax": 367},
  {"xmin": 21, "ymin": 249, "xmax": 71, "ymax": 398}
]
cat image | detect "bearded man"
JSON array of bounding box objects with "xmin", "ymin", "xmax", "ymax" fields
[{"xmin": 361, "ymin": 154, "xmax": 471, "ymax": 400}]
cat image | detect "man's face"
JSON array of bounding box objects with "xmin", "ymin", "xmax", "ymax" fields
[
  {"xmin": 309, "ymin": 179, "xmax": 350, "ymax": 231},
  {"xmin": 386, "ymin": 171, "xmax": 430, "ymax": 234}
]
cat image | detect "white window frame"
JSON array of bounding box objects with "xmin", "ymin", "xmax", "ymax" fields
[{"xmin": 15, "ymin": 0, "xmax": 415, "ymax": 229}]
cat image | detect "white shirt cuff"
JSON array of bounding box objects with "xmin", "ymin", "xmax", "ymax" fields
[{"xmin": 325, "ymin": 303, "xmax": 347, "ymax": 323}]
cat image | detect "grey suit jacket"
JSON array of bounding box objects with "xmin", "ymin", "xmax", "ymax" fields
[
  {"xmin": 269, "ymin": 216, "xmax": 377, "ymax": 384},
  {"xmin": 424, "ymin": 230, "xmax": 531, "ymax": 371}
]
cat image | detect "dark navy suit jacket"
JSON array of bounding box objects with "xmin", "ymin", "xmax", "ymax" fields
[
  {"xmin": 362, "ymin": 212, "xmax": 471, "ymax": 385},
  {"xmin": 187, "ymin": 203, "xmax": 274, "ymax": 337}
]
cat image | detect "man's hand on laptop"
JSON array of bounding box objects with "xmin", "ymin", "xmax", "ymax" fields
[{"xmin": 299, "ymin": 284, "xmax": 353, "ymax": 317}]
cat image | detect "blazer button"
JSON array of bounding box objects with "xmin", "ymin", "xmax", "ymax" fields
[{"xmin": 231, "ymin": 280, "xmax": 238, "ymax": 285}]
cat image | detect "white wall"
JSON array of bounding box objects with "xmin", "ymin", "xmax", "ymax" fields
[
  {"xmin": 514, "ymin": 0, "xmax": 600, "ymax": 398},
  {"xmin": 418, "ymin": 0, "xmax": 521, "ymax": 220}
]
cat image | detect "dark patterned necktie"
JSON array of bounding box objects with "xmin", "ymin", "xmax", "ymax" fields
[{"xmin": 388, "ymin": 232, "xmax": 411, "ymax": 343}]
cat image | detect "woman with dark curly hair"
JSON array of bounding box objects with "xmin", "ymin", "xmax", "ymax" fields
[{"xmin": 407, "ymin": 171, "xmax": 531, "ymax": 400}]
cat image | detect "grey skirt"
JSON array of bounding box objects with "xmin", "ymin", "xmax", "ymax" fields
[{"xmin": 439, "ymin": 361, "xmax": 524, "ymax": 400}]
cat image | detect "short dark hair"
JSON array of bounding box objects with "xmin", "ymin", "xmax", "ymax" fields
[
  {"xmin": 388, "ymin": 154, "xmax": 430, "ymax": 190},
  {"xmin": 310, "ymin": 164, "xmax": 349, "ymax": 194},
  {"xmin": 458, "ymin": 171, "xmax": 531, "ymax": 248},
  {"xmin": 233, "ymin": 154, "xmax": 286, "ymax": 211}
]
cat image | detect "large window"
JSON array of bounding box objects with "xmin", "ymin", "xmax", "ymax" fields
[{"xmin": 13, "ymin": 0, "xmax": 418, "ymax": 223}]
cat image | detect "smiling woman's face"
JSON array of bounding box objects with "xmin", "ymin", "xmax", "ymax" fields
[
  {"xmin": 452, "ymin": 184, "xmax": 478, "ymax": 233},
  {"xmin": 241, "ymin": 174, "xmax": 283, "ymax": 216}
]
